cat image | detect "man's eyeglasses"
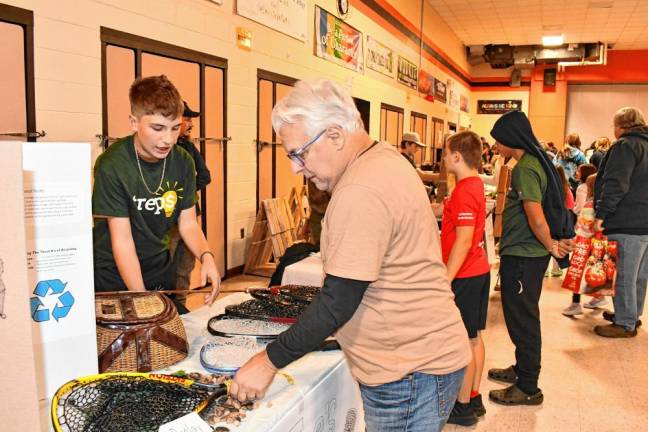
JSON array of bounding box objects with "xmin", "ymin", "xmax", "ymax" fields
[{"xmin": 286, "ymin": 129, "xmax": 326, "ymax": 167}]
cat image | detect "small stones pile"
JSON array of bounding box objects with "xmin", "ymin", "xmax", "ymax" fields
[
  {"xmin": 186, "ymin": 371, "xmax": 228, "ymax": 386},
  {"xmin": 205, "ymin": 396, "xmax": 259, "ymax": 428}
]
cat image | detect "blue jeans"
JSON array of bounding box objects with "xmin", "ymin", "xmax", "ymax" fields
[
  {"xmin": 609, "ymin": 234, "xmax": 648, "ymax": 331},
  {"xmin": 359, "ymin": 369, "xmax": 465, "ymax": 432}
]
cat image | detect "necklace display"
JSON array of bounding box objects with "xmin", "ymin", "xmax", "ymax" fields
[{"xmin": 134, "ymin": 141, "xmax": 166, "ymax": 196}]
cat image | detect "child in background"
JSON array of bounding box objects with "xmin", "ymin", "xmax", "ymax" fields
[
  {"xmin": 439, "ymin": 131, "xmax": 490, "ymax": 426},
  {"xmin": 546, "ymin": 166, "xmax": 574, "ymax": 277},
  {"xmin": 573, "ymin": 164, "xmax": 597, "ymax": 216},
  {"xmin": 563, "ymin": 173, "xmax": 607, "ymax": 316}
]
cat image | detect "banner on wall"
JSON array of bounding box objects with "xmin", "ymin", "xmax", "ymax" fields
[
  {"xmin": 417, "ymin": 69, "xmax": 434, "ymax": 101},
  {"xmin": 460, "ymin": 94, "xmax": 469, "ymax": 113},
  {"xmin": 397, "ymin": 56, "xmax": 418, "ymax": 90},
  {"xmin": 315, "ymin": 6, "xmax": 364, "ymax": 73},
  {"xmin": 237, "ymin": 0, "xmax": 307, "ymax": 42},
  {"xmin": 366, "ymin": 36, "xmax": 394, "ymax": 77},
  {"xmin": 477, "ymin": 99, "xmax": 522, "ymax": 114},
  {"xmin": 433, "ymin": 78, "xmax": 447, "ymax": 103}
]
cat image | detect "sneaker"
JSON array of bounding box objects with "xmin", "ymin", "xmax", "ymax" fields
[
  {"xmin": 583, "ymin": 297, "xmax": 608, "ymax": 309},
  {"xmin": 489, "ymin": 384, "xmax": 543, "ymax": 406},
  {"xmin": 488, "ymin": 365, "xmax": 517, "ymax": 384},
  {"xmin": 470, "ymin": 394, "xmax": 486, "ymax": 417},
  {"xmin": 562, "ymin": 303, "xmax": 583, "ymax": 316},
  {"xmin": 551, "ymin": 269, "xmax": 564, "ymax": 277},
  {"xmin": 447, "ymin": 401, "xmax": 478, "ymax": 426},
  {"xmin": 602, "ymin": 311, "xmax": 642, "ymax": 328},
  {"xmin": 594, "ymin": 323, "xmax": 638, "ymax": 338}
]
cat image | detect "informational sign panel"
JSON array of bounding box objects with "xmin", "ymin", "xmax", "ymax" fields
[
  {"xmin": 0, "ymin": 142, "xmax": 41, "ymax": 432},
  {"xmin": 477, "ymin": 99, "xmax": 523, "ymax": 114},
  {"xmin": 366, "ymin": 36, "xmax": 394, "ymax": 78},
  {"xmin": 315, "ymin": 6, "xmax": 364, "ymax": 73},
  {"xmin": 237, "ymin": 0, "xmax": 307, "ymax": 41},
  {"xmin": 397, "ymin": 56, "xmax": 418, "ymax": 89},
  {"xmin": 22, "ymin": 143, "xmax": 97, "ymax": 400}
]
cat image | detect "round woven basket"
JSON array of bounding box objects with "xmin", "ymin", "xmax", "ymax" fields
[{"xmin": 95, "ymin": 292, "xmax": 188, "ymax": 373}]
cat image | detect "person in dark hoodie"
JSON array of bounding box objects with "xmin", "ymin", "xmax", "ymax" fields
[
  {"xmin": 593, "ymin": 107, "xmax": 648, "ymax": 338},
  {"xmin": 487, "ymin": 110, "xmax": 574, "ymax": 406}
]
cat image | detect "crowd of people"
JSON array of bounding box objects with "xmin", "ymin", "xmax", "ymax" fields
[{"xmin": 91, "ymin": 75, "xmax": 647, "ymax": 431}]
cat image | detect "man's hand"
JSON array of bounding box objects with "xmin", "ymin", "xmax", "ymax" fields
[
  {"xmin": 594, "ymin": 218, "xmax": 604, "ymax": 232},
  {"xmin": 231, "ymin": 350, "xmax": 278, "ymax": 402},
  {"xmin": 200, "ymin": 253, "xmax": 221, "ymax": 305},
  {"xmin": 557, "ymin": 238, "xmax": 575, "ymax": 256}
]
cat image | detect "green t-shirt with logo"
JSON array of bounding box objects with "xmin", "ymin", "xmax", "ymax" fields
[
  {"xmin": 92, "ymin": 135, "xmax": 197, "ymax": 291},
  {"xmin": 499, "ymin": 153, "xmax": 548, "ymax": 257}
]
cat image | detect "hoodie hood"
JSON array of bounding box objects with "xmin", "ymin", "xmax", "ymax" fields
[{"xmin": 490, "ymin": 110, "xmax": 575, "ymax": 241}]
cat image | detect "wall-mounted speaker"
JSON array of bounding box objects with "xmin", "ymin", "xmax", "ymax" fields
[
  {"xmin": 510, "ymin": 68, "xmax": 521, "ymax": 87},
  {"xmin": 544, "ymin": 68, "xmax": 557, "ymax": 86}
]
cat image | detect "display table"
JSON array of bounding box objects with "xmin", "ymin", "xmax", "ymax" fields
[
  {"xmin": 41, "ymin": 292, "xmax": 364, "ymax": 431},
  {"xmin": 281, "ymin": 253, "xmax": 325, "ymax": 287}
]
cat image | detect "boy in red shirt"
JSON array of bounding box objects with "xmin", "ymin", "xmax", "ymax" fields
[{"xmin": 439, "ymin": 131, "xmax": 490, "ymax": 426}]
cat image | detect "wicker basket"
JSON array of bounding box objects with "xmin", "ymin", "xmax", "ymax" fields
[{"xmin": 95, "ymin": 292, "xmax": 188, "ymax": 373}]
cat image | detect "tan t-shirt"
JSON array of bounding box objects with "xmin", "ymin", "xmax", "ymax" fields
[{"xmin": 321, "ymin": 142, "xmax": 470, "ymax": 386}]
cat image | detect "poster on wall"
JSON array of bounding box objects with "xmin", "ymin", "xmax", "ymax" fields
[
  {"xmin": 366, "ymin": 36, "xmax": 394, "ymax": 78},
  {"xmin": 315, "ymin": 6, "xmax": 364, "ymax": 73},
  {"xmin": 417, "ymin": 69, "xmax": 434, "ymax": 101},
  {"xmin": 447, "ymin": 80, "xmax": 460, "ymax": 110},
  {"xmin": 397, "ymin": 56, "xmax": 418, "ymax": 90},
  {"xmin": 22, "ymin": 143, "xmax": 97, "ymax": 400},
  {"xmin": 237, "ymin": 0, "xmax": 307, "ymax": 42},
  {"xmin": 433, "ymin": 78, "xmax": 447, "ymax": 103},
  {"xmin": 477, "ymin": 99, "xmax": 522, "ymax": 114},
  {"xmin": 460, "ymin": 94, "xmax": 469, "ymax": 113}
]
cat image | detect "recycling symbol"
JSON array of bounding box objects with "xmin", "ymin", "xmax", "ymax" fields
[{"xmin": 29, "ymin": 279, "xmax": 75, "ymax": 322}]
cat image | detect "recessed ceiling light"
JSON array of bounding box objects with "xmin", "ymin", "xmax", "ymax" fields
[{"xmin": 542, "ymin": 35, "xmax": 564, "ymax": 46}]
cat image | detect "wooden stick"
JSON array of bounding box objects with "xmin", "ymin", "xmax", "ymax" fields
[{"xmin": 97, "ymin": 287, "xmax": 253, "ymax": 295}]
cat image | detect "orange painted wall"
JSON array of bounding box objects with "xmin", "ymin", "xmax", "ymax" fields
[
  {"xmin": 528, "ymin": 66, "xmax": 568, "ymax": 147},
  {"xmin": 564, "ymin": 50, "xmax": 648, "ymax": 83}
]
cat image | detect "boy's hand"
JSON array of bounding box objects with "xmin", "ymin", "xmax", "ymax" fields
[{"xmin": 200, "ymin": 253, "xmax": 221, "ymax": 305}]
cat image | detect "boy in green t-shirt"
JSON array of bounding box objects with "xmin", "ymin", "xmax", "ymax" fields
[
  {"xmin": 486, "ymin": 111, "xmax": 573, "ymax": 406},
  {"xmin": 92, "ymin": 75, "xmax": 220, "ymax": 306}
]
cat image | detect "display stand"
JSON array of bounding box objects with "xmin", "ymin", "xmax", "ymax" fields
[
  {"xmin": 244, "ymin": 198, "xmax": 297, "ymax": 277},
  {"xmin": 288, "ymin": 186, "xmax": 310, "ymax": 242}
]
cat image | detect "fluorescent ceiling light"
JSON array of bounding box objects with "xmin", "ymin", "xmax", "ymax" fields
[{"xmin": 542, "ymin": 35, "xmax": 564, "ymax": 46}]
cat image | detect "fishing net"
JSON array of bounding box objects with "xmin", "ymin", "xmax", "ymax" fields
[
  {"xmin": 53, "ymin": 374, "xmax": 222, "ymax": 432},
  {"xmin": 279, "ymin": 285, "xmax": 321, "ymax": 303},
  {"xmin": 225, "ymin": 298, "xmax": 305, "ymax": 322}
]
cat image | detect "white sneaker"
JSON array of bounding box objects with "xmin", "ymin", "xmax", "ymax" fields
[
  {"xmin": 583, "ymin": 297, "xmax": 608, "ymax": 309},
  {"xmin": 562, "ymin": 303, "xmax": 583, "ymax": 316}
]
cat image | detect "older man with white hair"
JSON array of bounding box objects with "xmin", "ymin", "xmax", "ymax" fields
[
  {"xmin": 231, "ymin": 79, "xmax": 470, "ymax": 431},
  {"xmin": 594, "ymin": 106, "xmax": 648, "ymax": 338}
]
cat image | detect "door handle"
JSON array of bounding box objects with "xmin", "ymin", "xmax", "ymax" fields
[{"xmin": 0, "ymin": 130, "xmax": 46, "ymax": 139}]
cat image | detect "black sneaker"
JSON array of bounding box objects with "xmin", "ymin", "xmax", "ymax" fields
[
  {"xmin": 489, "ymin": 384, "xmax": 543, "ymax": 406},
  {"xmin": 602, "ymin": 311, "xmax": 642, "ymax": 328},
  {"xmin": 470, "ymin": 393, "xmax": 486, "ymax": 417},
  {"xmin": 447, "ymin": 401, "xmax": 478, "ymax": 426},
  {"xmin": 488, "ymin": 365, "xmax": 517, "ymax": 384}
]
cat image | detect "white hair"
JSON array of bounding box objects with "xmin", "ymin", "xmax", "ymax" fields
[{"xmin": 271, "ymin": 79, "xmax": 363, "ymax": 137}]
